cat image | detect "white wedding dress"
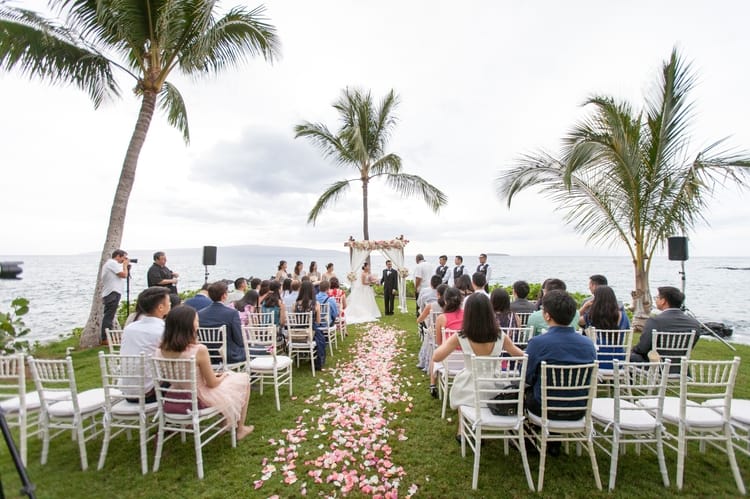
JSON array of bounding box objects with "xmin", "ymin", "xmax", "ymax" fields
[{"xmin": 345, "ymin": 272, "xmax": 381, "ymax": 324}]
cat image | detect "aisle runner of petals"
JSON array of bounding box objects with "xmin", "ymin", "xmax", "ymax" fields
[{"xmin": 253, "ymin": 324, "xmax": 418, "ymax": 498}]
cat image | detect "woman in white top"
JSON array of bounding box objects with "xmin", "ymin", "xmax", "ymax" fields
[
  {"xmin": 292, "ymin": 260, "xmax": 306, "ymax": 280},
  {"xmin": 275, "ymin": 260, "xmax": 288, "ymax": 282},
  {"xmin": 308, "ymin": 261, "xmax": 321, "ymax": 285}
]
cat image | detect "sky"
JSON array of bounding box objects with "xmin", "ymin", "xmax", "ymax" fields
[{"xmin": 1, "ymin": 0, "xmax": 749, "ymax": 258}]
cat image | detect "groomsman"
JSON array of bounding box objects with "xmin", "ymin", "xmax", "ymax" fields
[
  {"xmin": 447, "ymin": 255, "xmax": 465, "ymax": 286},
  {"xmin": 381, "ymin": 260, "xmax": 398, "ymax": 315},
  {"xmin": 434, "ymin": 255, "xmax": 449, "ymax": 283},
  {"xmin": 476, "ymin": 253, "xmax": 492, "ymax": 282}
]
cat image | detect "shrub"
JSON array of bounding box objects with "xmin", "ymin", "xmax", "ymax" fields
[{"xmin": 0, "ymin": 297, "xmax": 31, "ymax": 354}]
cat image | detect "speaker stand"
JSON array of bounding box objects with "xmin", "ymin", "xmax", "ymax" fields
[{"xmin": 204, "ymin": 265, "xmax": 210, "ymax": 285}]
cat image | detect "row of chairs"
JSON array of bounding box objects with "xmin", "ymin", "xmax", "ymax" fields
[{"xmin": 459, "ymin": 354, "xmax": 746, "ymax": 494}]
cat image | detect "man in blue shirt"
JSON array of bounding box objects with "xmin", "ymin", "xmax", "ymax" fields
[
  {"xmin": 316, "ymin": 280, "xmax": 338, "ymax": 325},
  {"xmin": 525, "ymin": 289, "xmax": 597, "ymax": 419}
]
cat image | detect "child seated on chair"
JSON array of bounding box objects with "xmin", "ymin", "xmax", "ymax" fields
[{"xmin": 155, "ymin": 305, "xmax": 254, "ymax": 440}]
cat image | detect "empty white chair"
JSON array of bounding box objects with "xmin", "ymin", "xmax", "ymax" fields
[
  {"xmin": 702, "ymin": 398, "xmax": 750, "ymax": 457},
  {"xmin": 502, "ymin": 326, "xmax": 534, "ymax": 350},
  {"xmin": 28, "ymin": 355, "xmax": 106, "ymax": 471},
  {"xmin": 105, "ymin": 328, "xmax": 124, "ymax": 354},
  {"xmin": 0, "ymin": 354, "xmax": 44, "ymax": 465},
  {"xmin": 319, "ymin": 302, "xmax": 338, "ymax": 355},
  {"xmin": 242, "ymin": 324, "xmax": 293, "ymax": 411},
  {"xmin": 659, "ymin": 357, "xmax": 744, "ymax": 494},
  {"xmin": 332, "ymin": 295, "xmax": 347, "ymax": 341},
  {"xmin": 97, "ymin": 352, "xmax": 159, "ymax": 475},
  {"xmin": 526, "ymin": 361, "xmax": 601, "ymax": 492},
  {"xmin": 459, "ymin": 354, "xmax": 534, "ymax": 490},
  {"xmin": 151, "ymin": 356, "xmax": 236, "ymax": 479},
  {"xmin": 196, "ymin": 326, "xmax": 227, "ymax": 371},
  {"xmin": 591, "ymin": 360, "xmax": 671, "ymax": 491},
  {"xmin": 286, "ymin": 311, "xmax": 317, "ymax": 377}
]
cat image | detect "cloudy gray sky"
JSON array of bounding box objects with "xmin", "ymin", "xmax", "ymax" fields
[{"xmin": 1, "ymin": 0, "xmax": 748, "ymax": 257}]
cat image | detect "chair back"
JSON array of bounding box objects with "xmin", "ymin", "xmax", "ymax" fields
[
  {"xmin": 99, "ymin": 352, "xmax": 148, "ymax": 406},
  {"xmin": 0, "ymin": 354, "xmax": 26, "ymax": 408},
  {"xmin": 28, "ymin": 356, "xmax": 78, "ymax": 413},
  {"xmin": 319, "ymin": 302, "xmax": 333, "ymax": 329},
  {"xmin": 678, "ymin": 356, "xmax": 740, "ymax": 421},
  {"xmin": 540, "ymin": 361, "xmax": 598, "ymax": 423},
  {"xmin": 515, "ymin": 312, "xmax": 532, "ymax": 327},
  {"xmin": 586, "ymin": 328, "xmax": 633, "ymax": 370},
  {"xmin": 197, "ymin": 326, "xmax": 227, "ymax": 370},
  {"xmin": 612, "ymin": 359, "xmax": 670, "ymax": 422},
  {"xmin": 247, "ymin": 311, "xmax": 275, "ymax": 326},
  {"xmin": 105, "ymin": 328, "xmax": 124, "ymax": 354},
  {"xmin": 287, "ymin": 311, "xmax": 313, "ymax": 342},
  {"xmin": 651, "ymin": 330, "xmax": 695, "ymax": 367},
  {"xmin": 470, "ymin": 354, "xmax": 527, "ymax": 419},
  {"xmin": 502, "ymin": 326, "xmax": 534, "ymax": 350},
  {"xmin": 242, "ymin": 324, "xmax": 278, "ymax": 361},
  {"xmin": 150, "ymin": 356, "xmax": 201, "ymax": 416}
]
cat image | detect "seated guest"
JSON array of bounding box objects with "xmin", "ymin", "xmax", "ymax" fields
[
  {"xmin": 258, "ymin": 280, "xmax": 271, "ymax": 305},
  {"xmin": 429, "ymin": 287, "xmax": 464, "ymax": 397},
  {"xmin": 293, "ymin": 281, "xmax": 326, "ymax": 370},
  {"xmin": 250, "ymin": 278, "xmax": 261, "ymax": 291},
  {"xmin": 282, "ymin": 279, "xmax": 300, "ymax": 311},
  {"xmin": 471, "ymin": 272, "xmax": 490, "ymax": 297},
  {"xmin": 326, "ymin": 277, "xmax": 347, "ymax": 315},
  {"xmin": 197, "ymin": 281, "xmax": 245, "ymax": 365},
  {"xmin": 525, "ymin": 290, "xmax": 597, "ymax": 421},
  {"xmin": 416, "ymin": 283, "xmax": 448, "ymax": 372},
  {"xmin": 261, "ymin": 280, "xmax": 287, "ymax": 328},
  {"xmin": 526, "ymin": 279, "xmax": 580, "ymax": 335},
  {"xmin": 582, "ymin": 285, "xmax": 630, "ymax": 330},
  {"xmin": 226, "ymin": 277, "xmax": 248, "ymax": 303},
  {"xmin": 534, "ymin": 278, "xmax": 551, "ymax": 311},
  {"xmin": 455, "ymin": 274, "xmax": 473, "ymax": 305},
  {"xmin": 316, "ymin": 280, "xmax": 338, "ymax": 324},
  {"xmin": 433, "ymin": 293, "xmax": 524, "ymax": 438},
  {"xmin": 234, "ymin": 289, "xmax": 259, "ymax": 326},
  {"xmin": 510, "ymin": 280, "xmax": 537, "ymax": 314},
  {"xmin": 416, "ymin": 277, "xmax": 443, "ymax": 324},
  {"xmin": 183, "ymin": 283, "xmax": 211, "ymax": 311},
  {"xmin": 156, "ymin": 306, "xmax": 254, "ymax": 440},
  {"xmin": 630, "ymin": 286, "xmax": 700, "ymax": 363},
  {"xmin": 120, "ymin": 286, "xmax": 172, "ymax": 402},
  {"xmin": 578, "ymin": 274, "xmax": 621, "ymax": 327},
  {"xmin": 490, "ymin": 287, "xmax": 519, "ymax": 328}
]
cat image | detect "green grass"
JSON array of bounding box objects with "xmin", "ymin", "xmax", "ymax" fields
[{"xmin": 1, "ymin": 298, "xmax": 748, "ymax": 498}]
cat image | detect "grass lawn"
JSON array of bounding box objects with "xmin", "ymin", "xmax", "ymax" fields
[{"xmin": 1, "ymin": 297, "xmax": 748, "ymax": 498}]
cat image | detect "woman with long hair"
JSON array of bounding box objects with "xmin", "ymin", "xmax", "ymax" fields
[
  {"xmin": 293, "ymin": 280, "xmax": 326, "ymax": 370},
  {"xmin": 261, "ymin": 280, "xmax": 287, "ymax": 328},
  {"xmin": 455, "ymin": 274, "xmax": 473, "ymax": 303},
  {"xmin": 490, "ymin": 288, "xmax": 519, "ymax": 329},
  {"xmin": 327, "ymin": 276, "xmax": 347, "ymax": 317},
  {"xmin": 322, "ymin": 263, "xmax": 336, "ymax": 282},
  {"xmin": 308, "ymin": 261, "xmax": 321, "ymax": 285},
  {"xmin": 428, "ymin": 287, "xmax": 464, "ymax": 397},
  {"xmin": 585, "ymin": 285, "xmax": 628, "ymax": 330},
  {"xmin": 234, "ymin": 289, "xmax": 259, "ymax": 326},
  {"xmin": 155, "ymin": 306, "xmax": 254, "ymax": 440},
  {"xmin": 433, "ymin": 293, "xmax": 523, "ymax": 437},
  {"xmin": 292, "ymin": 261, "xmax": 306, "ymax": 280}
]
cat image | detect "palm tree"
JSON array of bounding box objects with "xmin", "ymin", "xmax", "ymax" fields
[
  {"xmin": 0, "ymin": 0, "xmax": 279, "ymax": 347},
  {"xmin": 496, "ymin": 49, "xmax": 750, "ymax": 327},
  {"xmin": 294, "ymin": 88, "xmax": 447, "ymax": 240}
]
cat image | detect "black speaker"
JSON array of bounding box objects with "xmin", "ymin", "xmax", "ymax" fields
[
  {"xmin": 202, "ymin": 246, "xmax": 217, "ymax": 266},
  {"xmin": 667, "ymin": 237, "xmax": 688, "ymax": 261}
]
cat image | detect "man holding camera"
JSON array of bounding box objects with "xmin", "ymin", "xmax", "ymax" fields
[
  {"xmin": 147, "ymin": 251, "xmax": 180, "ymax": 306},
  {"xmin": 100, "ymin": 249, "xmax": 129, "ymax": 345}
]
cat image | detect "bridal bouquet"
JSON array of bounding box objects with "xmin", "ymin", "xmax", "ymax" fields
[{"xmin": 368, "ymin": 275, "xmax": 379, "ymax": 285}]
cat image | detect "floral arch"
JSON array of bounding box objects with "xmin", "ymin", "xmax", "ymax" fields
[{"xmin": 344, "ymin": 236, "xmax": 409, "ymax": 313}]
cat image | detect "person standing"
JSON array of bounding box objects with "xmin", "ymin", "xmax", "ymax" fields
[
  {"xmin": 381, "ymin": 260, "xmax": 398, "ymax": 315},
  {"xmin": 447, "ymin": 255, "xmax": 465, "ymax": 286},
  {"xmin": 414, "ymin": 254, "xmax": 433, "ymax": 318},
  {"xmin": 147, "ymin": 251, "xmax": 180, "ymax": 306},
  {"xmin": 100, "ymin": 249, "xmax": 129, "ymax": 345},
  {"xmin": 435, "ymin": 255, "xmax": 449, "ymax": 284},
  {"xmin": 476, "ymin": 253, "xmax": 492, "ymax": 283}
]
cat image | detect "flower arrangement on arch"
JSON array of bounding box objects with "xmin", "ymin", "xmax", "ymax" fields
[
  {"xmin": 397, "ymin": 267, "xmax": 410, "ymax": 278},
  {"xmin": 344, "ymin": 238, "xmax": 410, "ymax": 251}
]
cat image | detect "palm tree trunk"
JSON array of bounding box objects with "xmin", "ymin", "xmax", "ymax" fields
[
  {"xmin": 630, "ymin": 255, "xmax": 653, "ymax": 332},
  {"xmin": 362, "ymin": 179, "xmax": 369, "ymax": 241},
  {"xmin": 79, "ymin": 90, "xmax": 158, "ymax": 348}
]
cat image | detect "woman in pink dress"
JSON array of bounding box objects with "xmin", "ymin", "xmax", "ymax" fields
[{"xmin": 156, "ymin": 305, "xmax": 254, "ymax": 440}]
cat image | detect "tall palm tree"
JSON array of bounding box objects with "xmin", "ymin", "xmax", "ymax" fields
[
  {"xmin": 294, "ymin": 88, "xmax": 447, "ymax": 240},
  {"xmin": 496, "ymin": 49, "xmax": 750, "ymax": 327},
  {"xmin": 0, "ymin": 0, "xmax": 279, "ymax": 347}
]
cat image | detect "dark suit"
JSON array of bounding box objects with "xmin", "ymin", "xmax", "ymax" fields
[
  {"xmin": 631, "ymin": 308, "xmax": 700, "ymax": 365},
  {"xmin": 381, "ymin": 268, "xmax": 398, "ymax": 315},
  {"xmin": 198, "ymin": 302, "xmax": 245, "ymax": 364}
]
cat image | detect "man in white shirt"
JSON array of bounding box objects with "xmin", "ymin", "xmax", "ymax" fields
[
  {"xmin": 226, "ymin": 277, "xmax": 248, "ymax": 303},
  {"xmin": 476, "ymin": 253, "xmax": 492, "ymax": 283},
  {"xmin": 414, "ymin": 254, "xmax": 433, "ymax": 318},
  {"xmin": 471, "ymin": 272, "xmax": 490, "ymax": 297},
  {"xmin": 100, "ymin": 249, "xmax": 129, "ymax": 345},
  {"xmin": 120, "ymin": 286, "xmax": 171, "ymax": 402}
]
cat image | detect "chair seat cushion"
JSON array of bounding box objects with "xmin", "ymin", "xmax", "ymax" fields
[
  {"xmin": 459, "ymin": 405, "xmax": 523, "ymax": 429},
  {"xmin": 660, "ymin": 397, "xmax": 724, "ymax": 427},
  {"xmin": 48, "ymin": 388, "xmax": 106, "ymax": 417},
  {"xmin": 248, "ymin": 356, "xmax": 292, "ymax": 371},
  {"xmin": 526, "ymin": 410, "xmax": 585, "ymax": 430},
  {"xmin": 111, "ymin": 399, "xmax": 159, "ymax": 416},
  {"xmin": 591, "ymin": 398, "xmax": 658, "ymax": 431},
  {"xmin": 162, "ymin": 391, "xmax": 207, "ymax": 415},
  {"xmin": 702, "ymin": 398, "xmax": 750, "ymax": 425}
]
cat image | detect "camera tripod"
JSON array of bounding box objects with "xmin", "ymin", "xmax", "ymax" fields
[{"xmin": 0, "ymin": 410, "xmax": 36, "ymax": 498}]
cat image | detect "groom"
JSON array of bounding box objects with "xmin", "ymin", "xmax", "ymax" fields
[{"xmin": 381, "ymin": 260, "xmax": 398, "ymax": 315}]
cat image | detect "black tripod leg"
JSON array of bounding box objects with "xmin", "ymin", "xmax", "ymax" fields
[{"xmin": 0, "ymin": 411, "xmax": 36, "ymax": 498}]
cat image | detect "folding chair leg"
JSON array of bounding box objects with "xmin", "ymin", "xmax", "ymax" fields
[
  {"xmin": 676, "ymin": 424, "xmax": 686, "ymax": 490},
  {"xmin": 538, "ymin": 434, "xmax": 548, "ymax": 492},
  {"xmin": 518, "ymin": 432, "xmax": 535, "ymax": 491},
  {"xmin": 725, "ymin": 425, "xmax": 746, "ymax": 494},
  {"xmin": 153, "ymin": 428, "xmax": 164, "ymax": 472},
  {"xmin": 194, "ymin": 421, "xmax": 204, "ymax": 479},
  {"xmin": 656, "ymin": 428, "xmax": 670, "ymax": 487},
  {"xmin": 273, "ymin": 374, "xmax": 281, "ymax": 412},
  {"xmin": 139, "ymin": 416, "xmax": 149, "ymax": 475},
  {"xmin": 77, "ymin": 424, "xmax": 89, "ymax": 471},
  {"xmin": 97, "ymin": 420, "xmax": 111, "ymax": 471},
  {"xmin": 608, "ymin": 432, "xmax": 620, "ymax": 491},
  {"xmin": 471, "ymin": 426, "xmax": 481, "ymax": 489},
  {"xmin": 587, "ymin": 438, "xmax": 602, "ymax": 490}
]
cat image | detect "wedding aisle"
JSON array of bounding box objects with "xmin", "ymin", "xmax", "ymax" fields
[{"xmin": 252, "ymin": 323, "xmax": 419, "ymax": 498}]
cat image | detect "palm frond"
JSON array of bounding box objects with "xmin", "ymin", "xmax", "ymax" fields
[
  {"xmin": 369, "ymin": 153, "xmax": 401, "ymax": 176},
  {"xmin": 294, "ymin": 122, "xmax": 356, "ymax": 167},
  {"xmin": 308, "ymin": 180, "xmax": 352, "ymax": 224},
  {"xmin": 158, "ymin": 81, "xmax": 190, "ymax": 142},
  {"xmin": 380, "ymin": 173, "xmax": 447, "ymax": 213},
  {"xmin": 0, "ymin": 4, "xmax": 119, "ymax": 107}
]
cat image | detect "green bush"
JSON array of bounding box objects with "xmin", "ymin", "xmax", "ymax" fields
[{"xmin": 0, "ymin": 297, "xmax": 30, "ymax": 354}]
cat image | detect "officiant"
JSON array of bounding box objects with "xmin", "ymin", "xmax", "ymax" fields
[{"xmin": 381, "ymin": 260, "xmax": 398, "ymax": 315}]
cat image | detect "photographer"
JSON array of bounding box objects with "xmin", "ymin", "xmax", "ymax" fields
[{"xmin": 100, "ymin": 249, "xmax": 129, "ymax": 345}]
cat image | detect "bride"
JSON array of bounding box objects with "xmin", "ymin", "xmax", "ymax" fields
[{"xmin": 345, "ymin": 262, "xmax": 381, "ymax": 324}]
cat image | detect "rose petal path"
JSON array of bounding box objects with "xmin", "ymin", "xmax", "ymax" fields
[{"xmin": 252, "ymin": 323, "xmax": 419, "ymax": 498}]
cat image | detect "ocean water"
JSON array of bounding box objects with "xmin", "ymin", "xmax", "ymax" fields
[{"xmin": 1, "ymin": 247, "xmax": 748, "ymax": 346}]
